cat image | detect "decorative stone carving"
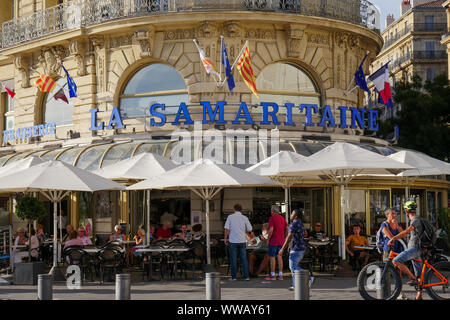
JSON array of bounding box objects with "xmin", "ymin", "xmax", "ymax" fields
[
  {"xmin": 14, "ymin": 55, "xmax": 30, "ymax": 88},
  {"xmin": 307, "ymin": 32, "xmax": 330, "ymax": 46},
  {"xmin": 134, "ymin": 27, "xmax": 155, "ymax": 57},
  {"xmin": 69, "ymin": 40, "xmax": 86, "ymax": 76},
  {"xmin": 164, "ymin": 29, "xmax": 195, "ymax": 41},
  {"xmin": 335, "ymin": 32, "xmax": 360, "ymax": 50},
  {"xmin": 286, "ymin": 26, "xmax": 304, "ymax": 57},
  {"xmin": 223, "ymin": 22, "xmax": 241, "ymax": 37},
  {"xmin": 246, "ymin": 29, "xmax": 275, "ymax": 40},
  {"xmin": 38, "ymin": 46, "xmax": 66, "ymax": 78},
  {"xmin": 109, "ymin": 35, "xmax": 133, "ymax": 49},
  {"xmin": 91, "ymin": 36, "xmax": 107, "ymax": 93},
  {"xmin": 197, "ymin": 22, "xmax": 216, "ymax": 38}
]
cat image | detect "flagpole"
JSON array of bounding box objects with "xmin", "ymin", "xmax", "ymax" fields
[
  {"xmin": 219, "ymin": 36, "xmax": 223, "ymax": 87},
  {"xmin": 230, "ymin": 40, "xmax": 249, "ymax": 71}
]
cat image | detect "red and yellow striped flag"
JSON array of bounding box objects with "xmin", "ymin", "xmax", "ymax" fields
[
  {"xmin": 236, "ymin": 43, "xmax": 258, "ymax": 98},
  {"xmin": 35, "ymin": 73, "xmax": 57, "ymax": 93}
]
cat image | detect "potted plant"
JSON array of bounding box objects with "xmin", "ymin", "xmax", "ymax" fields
[{"xmin": 13, "ymin": 195, "xmax": 47, "ymax": 285}]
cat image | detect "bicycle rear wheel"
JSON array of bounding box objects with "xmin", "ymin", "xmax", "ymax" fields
[
  {"xmin": 357, "ymin": 261, "xmax": 402, "ymax": 300},
  {"xmin": 425, "ymin": 261, "xmax": 450, "ymax": 300}
]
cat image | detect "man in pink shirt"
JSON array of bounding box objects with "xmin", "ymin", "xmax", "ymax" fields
[{"xmin": 265, "ymin": 205, "xmax": 288, "ymax": 280}]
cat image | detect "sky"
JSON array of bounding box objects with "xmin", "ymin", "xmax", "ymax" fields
[{"xmin": 370, "ymin": 0, "xmax": 402, "ymax": 30}]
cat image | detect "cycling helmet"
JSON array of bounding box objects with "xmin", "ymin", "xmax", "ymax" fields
[{"xmin": 404, "ymin": 201, "xmax": 417, "ymax": 212}]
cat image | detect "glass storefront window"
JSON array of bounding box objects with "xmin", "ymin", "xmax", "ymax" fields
[
  {"xmin": 76, "ymin": 144, "xmax": 110, "ymax": 170},
  {"xmin": 251, "ymin": 62, "xmax": 321, "ymax": 107},
  {"xmin": 101, "ymin": 142, "xmax": 140, "ymax": 168},
  {"xmin": 79, "ymin": 192, "xmax": 94, "ymax": 237},
  {"xmin": 119, "ymin": 63, "xmax": 188, "ymax": 119},
  {"xmin": 0, "ymin": 197, "xmax": 9, "ymax": 226},
  {"xmin": 311, "ymin": 189, "xmax": 326, "ymax": 231},
  {"xmin": 369, "ymin": 190, "xmax": 390, "ymax": 235},
  {"xmin": 343, "ymin": 189, "xmax": 366, "ymax": 236},
  {"xmin": 43, "ymin": 78, "xmax": 73, "ymax": 126},
  {"xmin": 427, "ymin": 191, "xmax": 436, "ymax": 224},
  {"xmin": 392, "ymin": 189, "xmax": 406, "ymax": 228}
]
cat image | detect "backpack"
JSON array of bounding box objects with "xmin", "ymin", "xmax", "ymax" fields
[
  {"xmin": 417, "ymin": 217, "xmax": 437, "ymax": 249},
  {"xmin": 375, "ymin": 222, "xmax": 386, "ymax": 254}
]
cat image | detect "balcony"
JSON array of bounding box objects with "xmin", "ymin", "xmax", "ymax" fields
[
  {"xmin": 0, "ymin": 0, "xmax": 377, "ymax": 49},
  {"xmin": 413, "ymin": 50, "xmax": 447, "ymax": 60},
  {"xmin": 382, "ymin": 24, "xmax": 447, "ymax": 51}
]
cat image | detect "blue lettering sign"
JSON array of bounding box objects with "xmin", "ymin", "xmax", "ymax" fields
[
  {"xmin": 150, "ymin": 104, "xmax": 166, "ymax": 127},
  {"xmin": 350, "ymin": 107, "xmax": 366, "ymax": 129},
  {"xmin": 232, "ymin": 102, "xmax": 254, "ymax": 125},
  {"xmin": 300, "ymin": 104, "xmax": 318, "ymax": 126},
  {"xmin": 283, "ymin": 103, "xmax": 295, "ymax": 126},
  {"xmin": 318, "ymin": 105, "xmax": 336, "ymax": 127},
  {"xmin": 260, "ymin": 102, "xmax": 281, "ymax": 125},
  {"xmin": 172, "ymin": 102, "xmax": 194, "ymax": 125},
  {"xmin": 201, "ymin": 101, "xmax": 227, "ymax": 124},
  {"xmin": 89, "ymin": 108, "xmax": 104, "ymax": 130},
  {"xmin": 106, "ymin": 107, "xmax": 125, "ymax": 130}
]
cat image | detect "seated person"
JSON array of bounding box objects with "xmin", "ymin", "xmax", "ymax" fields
[
  {"xmin": 62, "ymin": 225, "xmax": 74, "ymax": 243},
  {"xmin": 131, "ymin": 228, "xmax": 147, "ymax": 264},
  {"xmin": 191, "ymin": 224, "xmax": 205, "ymax": 241},
  {"xmin": 12, "ymin": 228, "xmax": 29, "ymax": 265},
  {"xmin": 309, "ymin": 222, "xmax": 328, "ymax": 240},
  {"xmin": 345, "ymin": 224, "xmax": 370, "ymax": 270},
  {"xmin": 64, "ymin": 231, "xmax": 84, "ymax": 250},
  {"xmin": 172, "ymin": 224, "xmax": 192, "ymax": 242},
  {"xmin": 248, "ymin": 223, "xmax": 270, "ymax": 277},
  {"xmin": 36, "ymin": 224, "xmax": 50, "ymax": 261},
  {"xmin": 109, "ymin": 224, "xmax": 126, "ymax": 243},
  {"xmin": 155, "ymin": 222, "xmax": 172, "ymax": 241},
  {"xmin": 36, "ymin": 224, "xmax": 47, "ymax": 243},
  {"xmin": 146, "ymin": 225, "xmax": 156, "ymax": 243},
  {"xmin": 77, "ymin": 226, "xmax": 92, "ymax": 246},
  {"xmin": 28, "ymin": 228, "xmax": 40, "ymax": 261}
]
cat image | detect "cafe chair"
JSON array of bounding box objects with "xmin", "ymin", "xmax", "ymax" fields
[
  {"xmin": 182, "ymin": 240, "xmax": 205, "ymax": 279},
  {"xmin": 166, "ymin": 242, "xmax": 189, "ymax": 279},
  {"xmin": 64, "ymin": 248, "xmax": 92, "ymax": 282},
  {"xmin": 142, "ymin": 245, "xmax": 165, "ymax": 281},
  {"xmin": 97, "ymin": 248, "xmax": 122, "ymax": 284},
  {"xmin": 298, "ymin": 244, "xmax": 315, "ymax": 278}
]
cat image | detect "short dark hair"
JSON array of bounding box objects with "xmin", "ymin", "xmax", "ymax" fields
[
  {"xmin": 192, "ymin": 224, "xmax": 203, "ymax": 232},
  {"xmin": 234, "ymin": 204, "xmax": 242, "ymax": 212}
]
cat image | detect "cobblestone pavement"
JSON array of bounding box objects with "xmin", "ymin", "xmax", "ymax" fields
[{"xmin": 0, "ymin": 273, "xmax": 430, "ymax": 300}]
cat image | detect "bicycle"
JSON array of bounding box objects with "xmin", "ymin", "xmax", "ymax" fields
[{"xmin": 357, "ymin": 246, "xmax": 450, "ymax": 300}]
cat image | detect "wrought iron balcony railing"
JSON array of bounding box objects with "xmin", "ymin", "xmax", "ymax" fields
[
  {"xmin": 413, "ymin": 50, "xmax": 447, "ymax": 60},
  {"xmin": 1, "ymin": 0, "xmax": 377, "ymax": 49}
]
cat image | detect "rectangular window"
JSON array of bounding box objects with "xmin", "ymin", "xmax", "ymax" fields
[
  {"xmin": 425, "ymin": 16, "xmax": 434, "ymax": 31},
  {"xmin": 426, "ymin": 68, "xmax": 435, "ymax": 81},
  {"xmin": 425, "ymin": 41, "xmax": 435, "ymax": 58}
]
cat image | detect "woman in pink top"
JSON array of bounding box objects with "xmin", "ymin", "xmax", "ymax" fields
[
  {"xmin": 64, "ymin": 231, "xmax": 84, "ymax": 249},
  {"xmin": 77, "ymin": 227, "xmax": 92, "ymax": 245}
]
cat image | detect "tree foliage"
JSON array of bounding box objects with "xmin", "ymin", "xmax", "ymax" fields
[
  {"xmin": 376, "ymin": 74, "xmax": 450, "ymax": 161},
  {"xmin": 15, "ymin": 196, "xmax": 47, "ymax": 222}
]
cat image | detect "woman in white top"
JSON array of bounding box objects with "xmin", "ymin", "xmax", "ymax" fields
[{"xmin": 12, "ymin": 228, "xmax": 28, "ymax": 264}]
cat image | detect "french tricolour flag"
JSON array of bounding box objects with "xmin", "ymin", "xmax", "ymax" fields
[{"xmin": 368, "ymin": 63, "xmax": 393, "ymax": 108}]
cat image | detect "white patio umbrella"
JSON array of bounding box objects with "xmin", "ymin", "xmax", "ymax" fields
[
  {"xmin": 0, "ymin": 156, "xmax": 45, "ymax": 177},
  {"xmin": 93, "ymin": 152, "xmax": 178, "ymax": 245},
  {"xmin": 0, "ymin": 160, "xmax": 125, "ymax": 280},
  {"xmin": 279, "ymin": 142, "xmax": 414, "ymax": 260},
  {"xmin": 127, "ymin": 158, "xmax": 277, "ymax": 270},
  {"xmin": 388, "ymin": 150, "xmax": 450, "ymax": 199},
  {"xmin": 246, "ymin": 151, "xmax": 315, "ymax": 221}
]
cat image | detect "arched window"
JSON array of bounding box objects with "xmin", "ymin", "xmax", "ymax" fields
[
  {"xmin": 43, "ymin": 78, "xmax": 74, "ymax": 126},
  {"xmin": 119, "ymin": 63, "xmax": 188, "ymax": 119},
  {"xmin": 251, "ymin": 62, "xmax": 321, "ymax": 109}
]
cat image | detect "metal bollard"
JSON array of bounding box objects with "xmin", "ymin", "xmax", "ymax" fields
[
  {"xmin": 115, "ymin": 274, "xmax": 131, "ymax": 300},
  {"xmin": 294, "ymin": 270, "xmax": 309, "ymax": 300},
  {"xmin": 37, "ymin": 274, "xmax": 53, "ymax": 300},
  {"xmin": 376, "ymin": 272, "xmax": 391, "ymax": 300},
  {"xmin": 205, "ymin": 272, "xmax": 221, "ymax": 300}
]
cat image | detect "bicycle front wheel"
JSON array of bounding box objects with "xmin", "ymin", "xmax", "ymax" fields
[
  {"xmin": 425, "ymin": 261, "xmax": 450, "ymax": 300},
  {"xmin": 357, "ymin": 261, "xmax": 402, "ymax": 300}
]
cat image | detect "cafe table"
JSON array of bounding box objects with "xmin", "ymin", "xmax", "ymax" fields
[
  {"xmin": 354, "ymin": 245, "xmax": 376, "ymax": 250},
  {"xmin": 135, "ymin": 247, "xmax": 191, "ymax": 281},
  {"xmin": 308, "ymin": 239, "xmax": 331, "ymax": 247}
]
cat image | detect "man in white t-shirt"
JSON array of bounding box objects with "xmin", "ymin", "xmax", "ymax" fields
[{"xmin": 224, "ymin": 204, "xmax": 253, "ymax": 281}]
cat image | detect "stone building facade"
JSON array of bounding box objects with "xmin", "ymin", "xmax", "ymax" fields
[{"xmin": 0, "ymin": 1, "xmax": 447, "ymax": 242}]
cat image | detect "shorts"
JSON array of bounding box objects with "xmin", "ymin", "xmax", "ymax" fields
[{"xmin": 268, "ymin": 245, "xmax": 282, "ymax": 257}]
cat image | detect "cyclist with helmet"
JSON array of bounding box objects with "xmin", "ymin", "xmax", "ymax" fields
[{"xmin": 387, "ymin": 201, "xmax": 424, "ymax": 300}]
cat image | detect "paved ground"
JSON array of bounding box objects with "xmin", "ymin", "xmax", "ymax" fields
[{"xmin": 0, "ymin": 271, "xmax": 428, "ymax": 300}]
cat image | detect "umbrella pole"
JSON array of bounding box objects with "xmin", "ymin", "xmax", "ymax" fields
[
  {"xmin": 146, "ymin": 190, "xmax": 150, "ymax": 246},
  {"xmin": 206, "ymin": 198, "xmax": 211, "ymax": 265},
  {"xmin": 340, "ymin": 184, "xmax": 346, "ymax": 261},
  {"xmin": 48, "ymin": 195, "xmax": 65, "ymax": 281},
  {"xmin": 284, "ymin": 187, "xmax": 289, "ymax": 222}
]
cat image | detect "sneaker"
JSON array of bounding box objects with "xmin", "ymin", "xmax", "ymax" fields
[
  {"xmin": 244, "ymin": 278, "xmax": 250, "ymax": 281},
  {"xmin": 264, "ymin": 276, "xmax": 277, "ymax": 281},
  {"xmin": 228, "ymin": 278, "xmax": 237, "ymax": 281},
  {"xmin": 277, "ymin": 276, "xmax": 284, "ymax": 280},
  {"xmin": 309, "ymin": 276, "xmax": 315, "ymax": 288},
  {"xmin": 397, "ymin": 292, "xmax": 408, "ymax": 300},
  {"xmin": 288, "ymin": 286, "xmax": 294, "ymax": 291}
]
